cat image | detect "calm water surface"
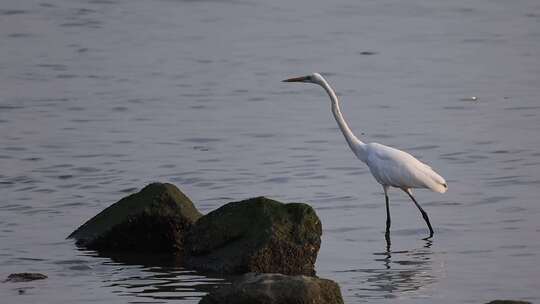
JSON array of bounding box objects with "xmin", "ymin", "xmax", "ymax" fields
[{"xmin": 1, "ymin": 0, "xmax": 540, "ymax": 303}]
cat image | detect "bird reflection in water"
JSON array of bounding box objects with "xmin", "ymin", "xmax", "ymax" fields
[{"xmin": 338, "ymin": 239, "xmax": 438, "ymax": 300}]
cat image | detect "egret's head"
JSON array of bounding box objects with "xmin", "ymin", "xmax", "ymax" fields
[{"xmin": 282, "ymin": 73, "xmax": 325, "ymax": 85}]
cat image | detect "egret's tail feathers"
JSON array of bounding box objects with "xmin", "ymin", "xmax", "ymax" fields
[
  {"xmin": 419, "ymin": 163, "xmax": 447, "ymax": 193},
  {"xmin": 431, "ymin": 182, "xmax": 448, "ymax": 194}
]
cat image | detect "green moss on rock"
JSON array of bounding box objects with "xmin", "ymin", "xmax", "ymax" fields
[
  {"xmin": 185, "ymin": 197, "xmax": 322, "ymax": 275},
  {"xmin": 68, "ymin": 183, "xmax": 202, "ymax": 253}
]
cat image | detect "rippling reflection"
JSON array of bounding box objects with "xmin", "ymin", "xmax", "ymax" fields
[
  {"xmin": 338, "ymin": 241, "xmax": 438, "ymax": 300},
  {"xmin": 83, "ymin": 251, "xmax": 228, "ymax": 303}
]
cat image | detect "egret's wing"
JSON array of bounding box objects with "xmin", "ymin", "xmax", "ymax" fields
[{"xmin": 366, "ymin": 143, "xmax": 447, "ymax": 193}]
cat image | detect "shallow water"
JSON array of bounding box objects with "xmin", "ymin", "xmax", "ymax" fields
[{"xmin": 1, "ymin": 0, "xmax": 540, "ymax": 303}]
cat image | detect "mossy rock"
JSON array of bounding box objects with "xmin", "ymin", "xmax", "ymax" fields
[
  {"xmin": 185, "ymin": 197, "xmax": 322, "ymax": 275},
  {"xmin": 199, "ymin": 272, "xmax": 344, "ymax": 304},
  {"xmin": 68, "ymin": 183, "xmax": 202, "ymax": 253}
]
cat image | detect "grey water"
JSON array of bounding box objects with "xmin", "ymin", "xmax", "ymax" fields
[{"xmin": 1, "ymin": 0, "xmax": 539, "ymax": 303}]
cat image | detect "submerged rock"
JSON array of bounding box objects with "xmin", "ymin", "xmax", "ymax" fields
[
  {"xmin": 486, "ymin": 301, "xmax": 532, "ymax": 304},
  {"xmin": 68, "ymin": 183, "xmax": 202, "ymax": 253},
  {"xmin": 185, "ymin": 196, "xmax": 321, "ymax": 276},
  {"xmin": 4, "ymin": 273, "xmax": 47, "ymax": 283},
  {"xmin": 199, "ymin": 272, "xmax": 344, "ymax": 304}
]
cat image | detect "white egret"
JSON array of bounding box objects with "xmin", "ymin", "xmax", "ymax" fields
[{"xmin": 283, "ymin": 73, "xmax": 447, "ymax": 240}]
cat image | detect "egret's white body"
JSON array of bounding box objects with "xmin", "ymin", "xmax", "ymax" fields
[
  {"xmin": 364, "ymin": 143, "xmax": 447, "ymax": 194},
  {"xmin": 283, "ymin": 73, "xmax": 447, "ymax": 240}
]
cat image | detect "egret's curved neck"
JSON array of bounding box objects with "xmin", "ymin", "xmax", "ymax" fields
[{"xmin": 318, "ymin": 78, "xmax": 367, "ymax": 162}]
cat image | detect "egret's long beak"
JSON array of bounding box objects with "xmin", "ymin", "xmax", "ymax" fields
[{"xmin": 282, "ymin": 76, "xmax": 308, "ymax": 83}]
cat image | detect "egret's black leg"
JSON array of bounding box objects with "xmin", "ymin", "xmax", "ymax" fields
[
  {"xmin": 383, "ymin": 186, "xmax": 391, "ymax": 246},
  {"xmin": 404, "ymin": 189, "xmax": 434, "ymax": 239}
]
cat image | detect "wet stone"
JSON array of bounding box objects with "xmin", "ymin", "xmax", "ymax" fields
[
  {"xmin": 185, "ymin": 196, "xmax": 322, "ymax": 276},
  {"xmin": 4, "ymin": 273, "xmax": 47, "ymax": 283},
  {"xmin": 199, "ymin": 272, "xmax": 344, "ymax": 304},
  {"xmin": 68, "ymin": 183, "xmax": 202, "ymax": 254},
  {"xmin": 486, "ymin": 301, "xmax": 532, "ymax": 304}
]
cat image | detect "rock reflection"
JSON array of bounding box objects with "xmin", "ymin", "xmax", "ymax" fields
[
  {"xmin": 338, "ymin": 241, "xmax": 437, "ymax": 299},
  {"xmin": 85, "ymin": 251, "xmax": 228, "ymax": 302}
]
